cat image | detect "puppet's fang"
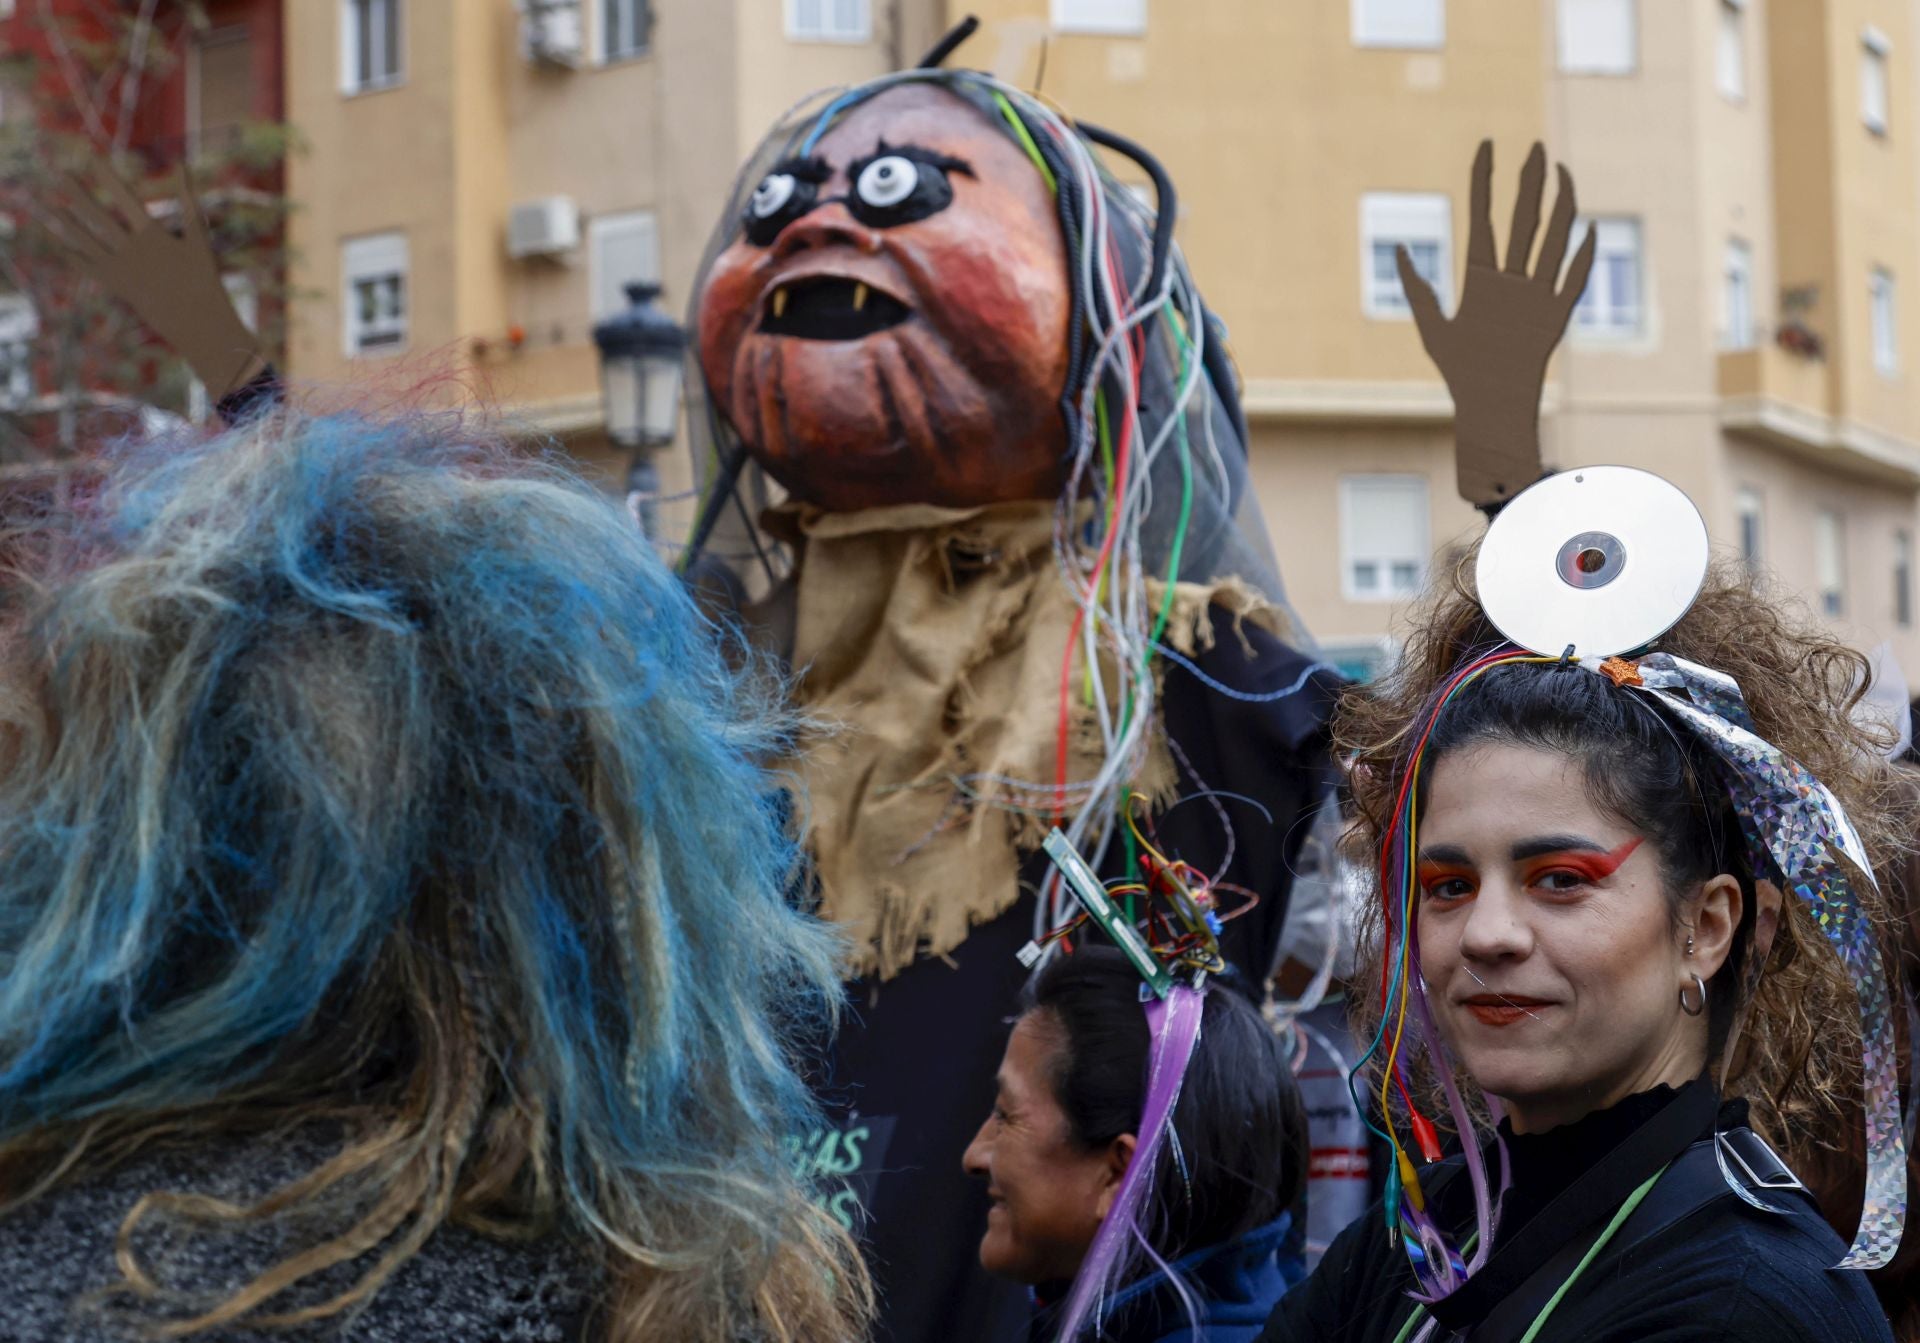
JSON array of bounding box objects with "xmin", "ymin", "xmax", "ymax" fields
[
  {"xmin": 854, "ymin": 283, "xmax": 869, "ymax": 311},
  {"xmin": 773, "ymin": 288, "xmax": 789, "ymax": 320}
]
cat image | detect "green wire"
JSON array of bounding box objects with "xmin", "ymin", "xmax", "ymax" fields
[
  {"xmin": 993, "ymin": 91, "xmax": 1057, "ymax": 193},
  {"xmin": 1516, "ymin": 1162, "xmax": 1667, "ymax": 1343},
  {"xmin": 1388, "ymin": 1163, "xmax": 1668, "ymax": 1343}
]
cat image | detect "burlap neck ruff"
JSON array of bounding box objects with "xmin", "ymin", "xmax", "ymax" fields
[{"xmin": 761, "ymin": 498, "xmax": 1280, "ymax": 981}]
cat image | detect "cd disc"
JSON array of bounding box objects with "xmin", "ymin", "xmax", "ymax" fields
[{"xmin": 1475, "ymin": 466, "xmax": 1709, "ymax": 660}]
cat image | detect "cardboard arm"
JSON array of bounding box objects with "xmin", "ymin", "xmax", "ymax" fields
[
  {"xmin": 1401, "ymin": 141, "xmax": 1595, "ymax": 511},
  {"xmin": 38, "ymin": 158, "xmax": 270, "ymax": 402}
]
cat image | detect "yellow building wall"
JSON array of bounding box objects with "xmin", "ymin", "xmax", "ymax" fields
[
  {"xmin": 955, "ymin": 1, "xmax": 1545, "ymax": 387},
  {"xmin": 286, "ymin": 0, "xmax": 463, "ymax": 383},
  {"xmin": 1823, "ymin": 0, "xmax": 1920, "ymax": 442}
]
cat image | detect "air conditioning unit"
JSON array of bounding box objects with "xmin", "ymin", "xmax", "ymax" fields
[
  {"xmin": 523, "ymin": 0, "xmax": 583, "ymax": 68},
  {"xmin": 507, "ymin": 197, "xmax": 581, "ymax": 260}
]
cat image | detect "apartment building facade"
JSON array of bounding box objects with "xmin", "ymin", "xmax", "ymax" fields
[
  {"xmin": 961, "ymin": 0, "xmax": 1920, "ymax": 680},
  {"xmin": 283, "ymin": 0, "xmax": 942, "ymax": 494},
  {"xmin": 283, "ymin": 0, "xmax": 1920, "ymax": 680}
]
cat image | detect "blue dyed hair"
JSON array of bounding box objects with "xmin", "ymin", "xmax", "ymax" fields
[{"xmin": 0, "ymin": 411, "xmax": 869, "ymax": 1339}]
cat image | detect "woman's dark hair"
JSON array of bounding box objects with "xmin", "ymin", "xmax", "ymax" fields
[
  {"xmin": 1419, "ymin": 661, "xmax": 1754, "ymax": 1049},
  {"xmin": 1338, "ymin": 545, "xmax": 1910, "ymax": 1159},
  {"xmin": 1022, "ymin": 947, "xmax": 1306, "ymax": 1260}
]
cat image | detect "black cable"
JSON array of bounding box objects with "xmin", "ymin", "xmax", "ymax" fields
[
  {"xmin": 915, "ymin": 16, "xmax": 979, "ymax": 69},
  {"xmin": 678, "ymin": 439, "xmax": 747, "ymax": 574},
  {"xmin": 1076, "ymin": 120, "xmax": 1176, "ymax": 302}
]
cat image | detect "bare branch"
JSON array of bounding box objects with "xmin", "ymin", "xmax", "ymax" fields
[
  {"xmin": 112, "ymin": 0, "xmax": 165, "ymax": 160},
  {"xmin": 32, "ymin": 0, "xmax": 111, "ymax": 148}
]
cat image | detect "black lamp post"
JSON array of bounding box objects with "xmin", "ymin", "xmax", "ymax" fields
[{"xmin": 591, "ymin": 281, "xmax": 687, "ymax": 537}]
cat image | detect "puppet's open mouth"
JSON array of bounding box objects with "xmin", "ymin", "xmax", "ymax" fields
[{"xmin": 759, "ymin": 277, "xmax": 910, "ymax": 341}]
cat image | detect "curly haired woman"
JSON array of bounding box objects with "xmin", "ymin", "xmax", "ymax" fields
[{"xmin": 1259, "ymin": 540, "xmax": 1908, "ymax": 1343}]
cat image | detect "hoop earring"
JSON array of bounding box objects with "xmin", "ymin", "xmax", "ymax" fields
[{"xmin": 1679, "ymin": 973, "xmax": 1708, "ymax": 1017}]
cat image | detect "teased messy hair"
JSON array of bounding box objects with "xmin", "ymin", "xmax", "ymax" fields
[
  {"xmin": 1339, "ymin": 541, "xmax": 1911, "ymax": 1163},
  {"xmin": 0, "ymin": 412, "xmax": 871, "ymax": 1340}
]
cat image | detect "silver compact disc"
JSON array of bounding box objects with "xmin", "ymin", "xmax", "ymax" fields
[{"xmin": 1475, "ymin": 465, "xmax": 1709, "ymax": 660}]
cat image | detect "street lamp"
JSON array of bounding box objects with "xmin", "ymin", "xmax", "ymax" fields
[{"xmin": 592, "ymin": 281, "xmax": 686, "ymax": 536}]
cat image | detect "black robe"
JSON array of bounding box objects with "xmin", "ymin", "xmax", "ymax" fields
[
  {"xmin": 806, "ymin": 623, "xmax": 1342, "ymax": 1342},
  {"xmin": 1257, "ymin": 1083, "xmax": 1896, "ymax": 1343}
]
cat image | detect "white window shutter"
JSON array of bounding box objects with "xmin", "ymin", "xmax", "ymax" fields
[
  {"xmin": 1557, "ymin": 0, "xmax": 1634, "ymax": 75},
  {"xmin": 1353, "ymin": 0, "xmax": 1444, "ymax": 49},
  {"xmin": 588, "ymin": 212, "xmax": 662, "ymax": 321}
]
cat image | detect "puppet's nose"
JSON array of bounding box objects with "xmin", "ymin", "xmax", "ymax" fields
[{"xmin": 770, "ymin": 201, "xmax": 884, "ymax": 260}]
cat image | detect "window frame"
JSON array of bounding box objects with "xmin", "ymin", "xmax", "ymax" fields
[
  {"xmin": 1556, "ymin": 0, "xmax": 1637, "ymax": 77},
  {"xmin": 1715, "ymin": 0, "xmax": 1746, "ymax": 101},
  {"xmin": 786, "ymin": 0, "xmax": 874, "ymax": 44},
  {"xmin": 1862, "ymin": 27, "xmax": 1891, "ymax": 135},
  {"xmin": 341, "ymin": 231, "xmax": 409, "ymax": 358},
  {"xmin": 1570, "ymin": 216, "xmax": 1644, "ymax": 339},
  {"xmin": 340, "ymin": 0, "xmax": 404, "ymax": 96},
  {"xmin": 1735, "ymin": 485, "xmax": 1763, "ymax": 570},
  {"xmin": 587, "ymin": 209, "xmax": 663, "ymax": 323},
  {"xmin": 1360, "ymin": 192, "xmax": 1452, "ymax": 321},
  {"xmin": 1872, "ymin": 265, "xmax": 1898, "ymax": 377},
  {"xmin": 1815, "ymin": 508, "xmax": 1847, "ymax": 617},
  {"xmin": 595, "ymin": 0, "xmax": 653, "ymax": 64},
  {"xmin": 1339, "ymin": 473, "xmax": 1431, "ymax": 603},
  {"xmin": 1352, "ymin": 0, "xmax": 1444, "ymax": 50},
  {"xmin": 1721, "ymin": 236, "xmax": 1754, "ymax": 351}
]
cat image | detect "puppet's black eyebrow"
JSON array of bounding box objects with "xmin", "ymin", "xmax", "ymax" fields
[
  {"xmin": 856, "ymin": 140, "xmax": 976, "ymax": 179},
  {"xmin": 768, "ymin": 155, "xmax": 832, "ymax": 184}
]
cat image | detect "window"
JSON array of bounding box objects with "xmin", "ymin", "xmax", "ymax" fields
[
  {"xmin": 342, "ymin": 232, "xmax": 407, "ymax": 357},
  {"xmin": 341, "ymin": 0, "xmax": 402, "ymax": 94},
  {"xmin": 1557, "ymin": 0, "xmax": 1634, "ymax": 75},
  {"xmin": 788, "ymin": 0, "xmax": 871, "ymax": 42},
  {"xmin": 1736, "ymin": 486, "xmax": 1763, "ymax": 570},
  {"xmin": 1050, "ymin": 0, "xmax": 1145, "ymax": 33},
  {"xmin": 1897, "ymin": 529, "xmax": 1913, "ymax": 628},
  {"xmin": 1721, "ymin": 238, "xmax": 1754, "ymax": 350},
  {"xmin": 1340, "ymin": 475, "xmax": 1429, "ymax": 601},
  {"xmin": 1571, "ymin": 218, "xmax": 1642, "ymax": 335},
  {"xmin": 588, "ymin": 211, "xmax": 661, "ymax": 321},
  {"xmin": 1816, "ymin": 510, "xmax": 1846, "ymax": 616},
  {"xmin": 1361, "ymin": 193, "xmax": 1450, "ymax": 319},
  {"xmin": 0, "ymin": 294, "xmax": 34, "ymax": 409},
  {"xmin": 188, "ymin": 25, "xmax": 251, "ymax": 154},
  {"xmin": 1872, "ymin": 267, "xmax": 1898, "ymax": 376},
  {"xmin": 597, "ymin": 0, "xmax": 651, "ymax": 61},
  {"xmin": 1716, "ymin": 0, "xmax": 1746, "ymax": 100},
  {"xmin": 1862, "ymin": 28, "xmax": 1890, "ymax": 134},
  {"xmin": 1353, "ymin": 0, "xmax": 1443, "ymax": 49}
]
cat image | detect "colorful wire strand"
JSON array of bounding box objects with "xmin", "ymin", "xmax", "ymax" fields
[{"xmin": 1347, "ymin": 647, "xmax": 1565, "ymax": 1296}]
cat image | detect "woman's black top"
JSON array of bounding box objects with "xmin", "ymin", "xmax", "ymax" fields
[{"xmin": 1257, "ymin": 1081, "xmax": 1895, "ymax": 1343}]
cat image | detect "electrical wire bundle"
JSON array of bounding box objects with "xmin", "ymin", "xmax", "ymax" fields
[
  {"xmin": 1029, "ymin": 793, "xmax": 1258, "ymax": 983},
  {"xmin": 1350, "ymin": 647, "xmax": 1566, "ymax": 1312}
]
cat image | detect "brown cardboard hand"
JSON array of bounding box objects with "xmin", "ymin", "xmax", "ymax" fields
[
  {"xmin": 41, "ymin": 162, "xmax": 267, "ymax": 401},
  {"xmin": 1397, "ymin": 140, "xmax": 1595, "ymax": 509}
]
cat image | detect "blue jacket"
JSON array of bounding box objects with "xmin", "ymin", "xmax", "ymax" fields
[{"xmin": 1031, "ymin": 1214, "xmax": 1306, "ymax": 1343}]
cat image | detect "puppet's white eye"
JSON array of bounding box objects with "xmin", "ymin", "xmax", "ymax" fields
[
  {"xmin": 750, "ymin": 174, "xmax": 798, "ymax": 219},
  {"xmin": 856, "ymin": 156, "xmax": 919, "ymax": 209}
]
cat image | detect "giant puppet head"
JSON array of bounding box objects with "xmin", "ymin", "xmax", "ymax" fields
[
  {"xmin": 685, "ymin": 68, "xmax": 1285, "ymax": 603},
  {"xmin": 697, "ymin": 83, "xmax": 1072, "ymax": 511}
]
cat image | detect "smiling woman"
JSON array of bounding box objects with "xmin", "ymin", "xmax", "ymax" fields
[
  {"xmin": 1258, "ymin": 547, "xmax": 1910, "ymax": 1343},
  {"xmin": 963, "ymin": 949, "xmax": 1308, "ymax": 1342}
]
